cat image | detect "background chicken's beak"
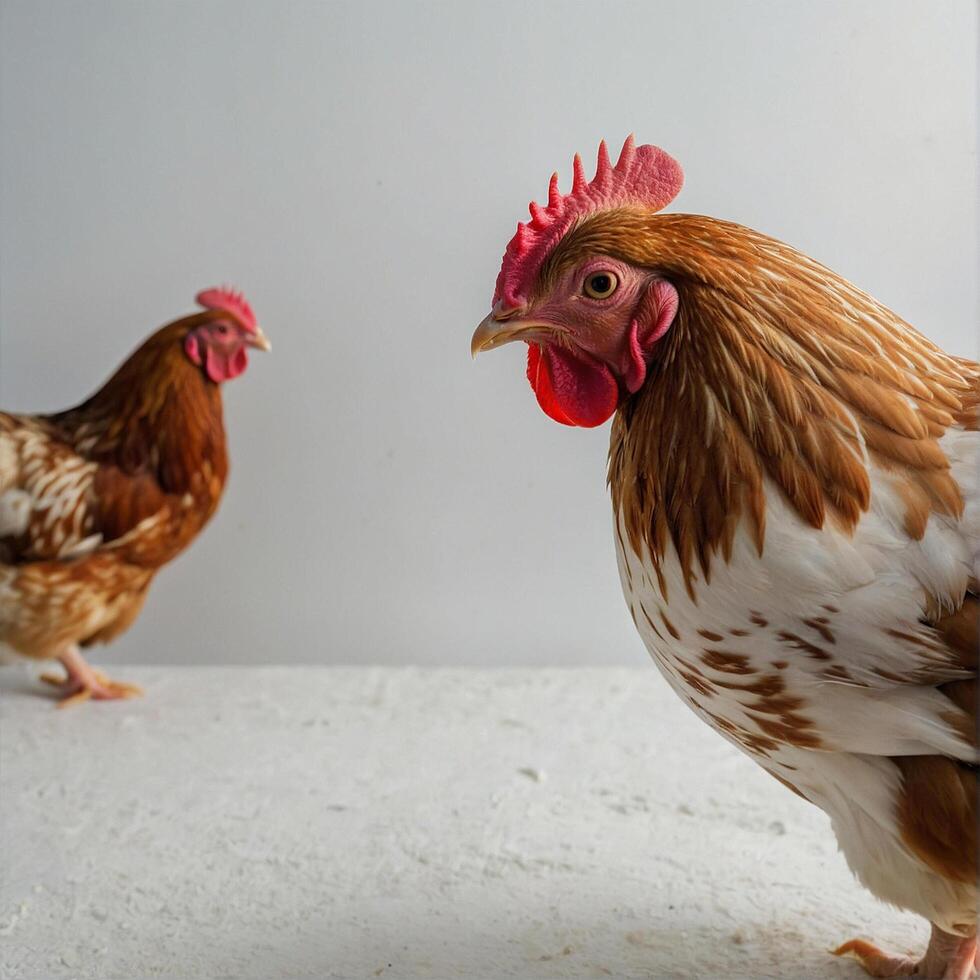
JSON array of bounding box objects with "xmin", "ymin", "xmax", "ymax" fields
[{"xmin": 247, "ymin": 327, "xmax": 272, "ymax": 352}]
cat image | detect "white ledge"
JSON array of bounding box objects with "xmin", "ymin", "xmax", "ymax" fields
[{"xmin": 1, "ymin": 666, "xmax": 922, "ymax": 978}]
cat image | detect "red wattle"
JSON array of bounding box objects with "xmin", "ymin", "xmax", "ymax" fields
[
  {"xmin": 526, "ymin": 343, "xmax": 620, "ymax": 428},
  {"xmin": 204, "ymin": 345, "xmax": 249, "ymax": 383}
]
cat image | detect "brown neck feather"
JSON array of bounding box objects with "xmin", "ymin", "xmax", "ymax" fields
[
  {"xmin": 50, "ymin": 317, "xmax": 228, "ymax": 495},
  {"xmin": 556, "ymin": 212, "xmax": 980, "ymax": 598}
]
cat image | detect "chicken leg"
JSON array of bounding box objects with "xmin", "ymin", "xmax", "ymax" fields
[
  {"xmin": 834, "ymin": 925, "xmax": 978, "ymax": 979},
  {"xmin": 40, "ymin": 644, "xmax": 142, "ymax": 708}
]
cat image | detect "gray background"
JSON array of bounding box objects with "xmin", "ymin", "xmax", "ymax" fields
[{"xmin": 0, "ymin": 0, "xmax": 975, "ymax": 666}]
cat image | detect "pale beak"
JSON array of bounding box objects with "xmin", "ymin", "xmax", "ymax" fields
[
  {"xmin": 247, "ymin": 326, "xmax": 272, "ymax": 352},
  {"xmin": 471, "ymin": 308, "xmax": 560, "ymax": 358}
]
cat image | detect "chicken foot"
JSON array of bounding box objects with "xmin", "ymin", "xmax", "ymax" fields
[
  {"xmin": 40, "ymin": 644, "xmax": 142, "ymax": 708},
  {"xmin": 834, "ymin": 924, "xmax": 978, "ymax": 979}
]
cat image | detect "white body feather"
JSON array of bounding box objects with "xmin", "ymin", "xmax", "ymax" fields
[{"xmin": 615, "ymin": 427, "xmax": 979, "ymax": 933}]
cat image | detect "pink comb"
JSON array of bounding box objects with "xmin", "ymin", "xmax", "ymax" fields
[
  {"xmin": 195, "ymin": 286, "xmax": 257, "ymax": 333},
  {"xmin": 493, "ymin": 136, "xmax": 683, "ymax": 309}
]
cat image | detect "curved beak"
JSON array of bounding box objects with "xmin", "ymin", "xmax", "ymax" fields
[
  {"xmin": 471, "ymin": 308, "xmax": 561, "ymax": 358},
  {"xmin": 247, "ymin": 326, "xmax": 272, "ymax": 352}
]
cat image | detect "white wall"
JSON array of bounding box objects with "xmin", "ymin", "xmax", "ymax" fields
[{"xmin": 0, "ymin": 0, "xmax": 975, "ymax": 666}]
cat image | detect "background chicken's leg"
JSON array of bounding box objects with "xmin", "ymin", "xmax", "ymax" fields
[{"xmin": 40, "ymin": 645, "xmax": 142, "ymax": 708}]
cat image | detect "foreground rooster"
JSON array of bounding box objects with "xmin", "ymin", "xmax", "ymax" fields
[
  {"xmin": 0, "ymin": 288, "xmax": 269, "ymax": 706},
  {"xmin": 473, "ymin": 138, "xmax": 978, "ymax": 978}
]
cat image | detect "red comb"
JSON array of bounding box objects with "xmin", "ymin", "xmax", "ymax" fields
[
  {"xmin": 195, "ymin": 286, "xmax": 257, "ymax": 332},
  {"xmin": 493, "ymin": 136, "xmax": 683, "ymax": 309}
]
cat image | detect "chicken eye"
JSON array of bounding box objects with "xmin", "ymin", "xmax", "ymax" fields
[
  {"xmin": 583, "ymin": 271, "xmax": 618, "ymax": 300},
  {"xmin": 216, "ymin": 324, "xmax": 230, "ymax": 335}
]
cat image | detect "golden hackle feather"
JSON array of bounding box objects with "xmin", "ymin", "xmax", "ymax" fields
[
  {"xmin": 49, "ymin": 315, "xmax": 229, "ymax": 567},
  {"xmin": 538, "ymin": 210, "xmax": 978, "ymax": 596}
]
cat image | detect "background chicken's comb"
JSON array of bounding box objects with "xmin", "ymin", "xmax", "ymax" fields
[
  {"xmin": 493, "ymin": 136, "xmax": 683, "ymax": 309},
  {"xmin": 195, "ymin": 286, "xmax": 257, "ymax": 332}
]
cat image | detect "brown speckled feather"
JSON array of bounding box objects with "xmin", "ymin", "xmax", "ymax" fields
[{"xmin": 0, "ymin": 315, "xmax": 230, "ymax": 659}]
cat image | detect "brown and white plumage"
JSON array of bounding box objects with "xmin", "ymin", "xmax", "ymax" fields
[
  {"xmin": 606, "ymin": 213, "xmax": 978, "ymax": 940},
  {"xmin": 474, "ymin": 139, "xmax": 978, "ymax": 977},
  {"xmin": 0, "ymin": 290, "xmax": 269, "ymax": 704}
]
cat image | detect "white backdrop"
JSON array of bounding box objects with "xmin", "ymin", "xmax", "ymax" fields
[{"xmin": 0, "ymin": 0, "xmax": 975, "ymax": 666}]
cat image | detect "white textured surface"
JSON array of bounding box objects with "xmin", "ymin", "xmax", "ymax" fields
[{"xmin": 1, "ymin": 666, "xmax": 924, "ymax": 979}]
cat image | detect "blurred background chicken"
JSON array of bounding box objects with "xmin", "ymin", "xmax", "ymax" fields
[
  {"xmin": 472, "ymin": 138, "xmax": 978, "ymax": 979},
  {"xmin": 0, "ymin": 288, "xmax": 269, "ymax": 706}
]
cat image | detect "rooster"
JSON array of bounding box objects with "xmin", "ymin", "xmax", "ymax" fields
[
  {"xmin": 0, "ymin": 288, "xmax": 269, "ymax": 706},
  {"xmin": 472, "ymin": 138, "xmax": 978, "ymax": 979}
]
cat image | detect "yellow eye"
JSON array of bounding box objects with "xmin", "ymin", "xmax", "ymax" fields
[{"xmin": 583, "ymin": 271, "xmax": 619, "ymax": 300}]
